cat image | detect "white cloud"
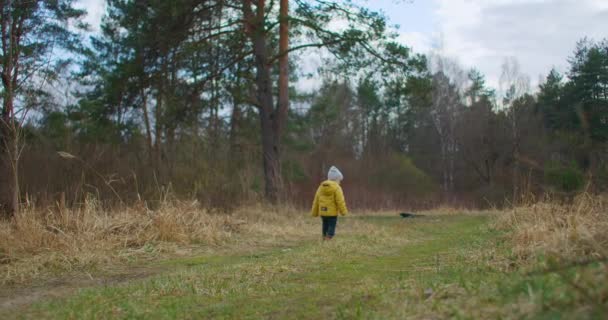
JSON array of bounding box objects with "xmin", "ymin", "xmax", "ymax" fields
[
  {"xmin": 76, "ymin": 0, "xmax": 106, "ymax": 32},
  {"xmin": 430, "ymin": 0, "xmax": 608, "ymax": 90},
  {"xmin": 397, "ymin": 31, "xmax": 435, "ymax": 54}
]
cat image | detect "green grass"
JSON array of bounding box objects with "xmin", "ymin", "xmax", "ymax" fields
[{"xmin": 5, "ymin": 213, "xmax": 608, "ymax": 319}]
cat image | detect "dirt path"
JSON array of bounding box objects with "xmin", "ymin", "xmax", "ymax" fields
[
  {"xmin": 0, "ymin": 266, "xmax": 161, "ymax": 310},
  {"xmin": 0, "ymin": 242, "xmax": 307, "ymax": 312}
]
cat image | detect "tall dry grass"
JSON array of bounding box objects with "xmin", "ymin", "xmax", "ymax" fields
[
  {"xmin": 496, "ymin": 195, "xmax": 608, "ymax": 316},
  {"xmin": 496, "ymin": 193, "xmax": 608, "ymax": 264},
  {"xmin": 1, "ymin": 197, "xmax": 413, "ymax": 286},
  {"xmin": 0, "ymin": 199, "xmax": 320, "ymax": 285}
]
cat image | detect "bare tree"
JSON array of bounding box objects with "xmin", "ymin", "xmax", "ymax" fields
[
  {"xmin": 427, "ymin": 56, "xmax": 467, "ymax": 195},
  {"xmin": 0, "ymin": 0, "xmax": 84, "ymax": 216},
  {"xmin": 499, "ymin": 57, "xmax": 530, "ymax": 203}
]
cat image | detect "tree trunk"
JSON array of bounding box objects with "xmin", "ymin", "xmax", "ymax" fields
[
  {"xmin": 141, "ymin": 87, "xmax": 154, "ymax": 164},
  {"xmin": 260, "ymin": 107, "xmax": 281, "ymax": 203},
  {"xmin": 244, "ymin": 0, "xmax": 288, "ymax": 203},
  {"xmin": 229, "ymin": 60, "xmax": 242, "ymax": 157},
  {"xmin": 1, "ymin": 71, "xmax": 18, "ymax": 217},
  {"xmin": 0, "ymin": 126, "xmax": 19, "ymax": 217},
  {"xmin": 252, "ymin": 33, "xmax": 282, "ymax": 202},
  {"xmin": 447, "ymin": 133, "xmax": 455, "ymax": 193},
  {"xmin": 276, "ymin": 0, "xmax": 289, "ymax": 137},
  {"xmin": 485, "ymin": 159, "xmax": 492, "ymax": 186},
  {"xmin": 440, "ymin": 141, "xmax": 448, "ymax": 194},
  {"xmin": 229, "ymin": 103, "xmax": 241, "ymax": 154},
  {"xmin": 0, "ymin": 1, "xmax": 18, "ymax": 217},
  {"xmin": 8, "ymin": 128, "xmax": 18, "ymax": 215},
  {"xmin": 154, "ymin": 83, "xmax": 163, "ymax": 180},
  {"xmin": 210, "ymin": 78, "xmax": 220, "ymax": 149},
  {"xmin": 512, "ymin": 112, "xmax": 520, "ymax": 205}
]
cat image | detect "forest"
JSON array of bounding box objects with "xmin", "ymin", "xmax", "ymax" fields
[
  {"xmin": 1, "ymin": 1, "xmax": 608, "ymax": 319},
  {"xmin": 1, "ymin": 1, "xmax": 607, "ymax": 216}
]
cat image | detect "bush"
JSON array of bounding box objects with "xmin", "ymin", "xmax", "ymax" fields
[
  {"xmin": 544, "ymin": 163, "xmax": 585, "ymax": 192},
  {"xmin": 472, "ymin": 184, "xmax": 510, "ymax": 208},
  {"xmin": 282, "ymin": 159, "xmax": 308, "ymax": 183},
  {"xmin": 371, "ymin": 154, "xmax": 437, "ymax": 198},
  {"xmin": 596, "ymin": 164, "xmax": 608, "ymax": 192}
]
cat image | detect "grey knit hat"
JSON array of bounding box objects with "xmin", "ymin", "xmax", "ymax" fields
[{"xmin": 327, "ymin": 166, "xmax": 344, "ymax": 181}]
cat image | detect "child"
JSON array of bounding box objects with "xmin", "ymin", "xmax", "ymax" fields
[{"xmin": 311, "ymin": 166, "xmax": 348, "ymax": 240}]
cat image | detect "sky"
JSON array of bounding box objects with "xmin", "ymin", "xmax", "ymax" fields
[
  {"xmin": 75, "ymin": 0, "xmax": 608, "ymax": 92},
  {"xmin": 363, "ymin": 0, "xmax": 608, "ymax": 90}
]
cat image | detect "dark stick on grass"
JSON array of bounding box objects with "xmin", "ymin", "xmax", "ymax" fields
[{"xmin": 399, "ymin": 212, "xmax": 423, "ymax": 218}]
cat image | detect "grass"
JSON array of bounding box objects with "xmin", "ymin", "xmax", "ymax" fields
[
  {"xmin": 496, "ymin": 193, "xmax": 608, "ymax": 265},
  {"xmin": 6, "ymin": 214, "xmax": 489, "ymax": 319},
  {"xmin": 0, "ymin": 201, "xmax": 315, "ymax": 285},
  {"xmin": 1, "ymin": 197, "xmax": 607, "ymax": 319}
]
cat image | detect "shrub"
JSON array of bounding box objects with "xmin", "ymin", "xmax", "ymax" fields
[
  {"xmin": 371, "ymin": 154, "xmax": 437, "ymax": 198},
  {"xmin": 544, "ymin": 162, "xmax": 585, "ymax": 192}
]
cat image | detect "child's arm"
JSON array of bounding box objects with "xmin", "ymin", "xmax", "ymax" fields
[
  {"xmin": 311, "ymin": 188, "xmax": 320, "ymax": 217},
  {"xmin": 336, "ymin": 186, "xmax": 348, "ymax": 216}
]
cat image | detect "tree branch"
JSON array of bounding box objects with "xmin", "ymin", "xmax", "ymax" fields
[{"xmin": 268, "ymin": 39, "xmax": 341, "ymax": 64}]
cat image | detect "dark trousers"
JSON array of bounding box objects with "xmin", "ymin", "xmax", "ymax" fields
[{"xmin": 321, "ymin": 216, "xmax": 338, "ymax": 238}]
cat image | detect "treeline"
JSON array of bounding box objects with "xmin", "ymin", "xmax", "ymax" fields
[
  {"xmin": 1, "ymin": 1, "xmax": 607, "ymax": 214},
  {"xmin": 284, "ymin": 39, "xmax": 608, "ymax": 209}
]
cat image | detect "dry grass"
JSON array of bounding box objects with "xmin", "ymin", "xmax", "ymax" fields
[
  {"xmin": 1, "ymin": 200, "xmax": 399, "ymax": 285},
  {"xmin": 496, "ymin": 193, "xmax": 608, "ymax": 264},
  {"xmin": 0, "ymin": 199, "xmax": 312, "ymax": 285},
  {"xmin": 6, "ymin": 193, "xmax": 605, "ymax": 299},
  {"xmin": 422, "ymin": 205, "xmax": 499, "ymax": 216}
]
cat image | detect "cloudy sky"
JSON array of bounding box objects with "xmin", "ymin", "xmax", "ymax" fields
[
  {"xmin": 365, "ymin": 0, "xmax": 608, "ymax": 90},
  {"xmin": 76, "ymin": 0, "xmax": 608, "ymax": 91}
]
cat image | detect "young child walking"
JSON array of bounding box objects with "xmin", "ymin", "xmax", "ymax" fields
[{"xmin": 311, "ymin": 166, "xmax": 348, "ymax": 240}]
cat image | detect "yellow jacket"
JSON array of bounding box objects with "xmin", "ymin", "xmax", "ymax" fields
[{"xmin": 311, "ymin": 180, "xmax": 348, "ymax": 217}]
